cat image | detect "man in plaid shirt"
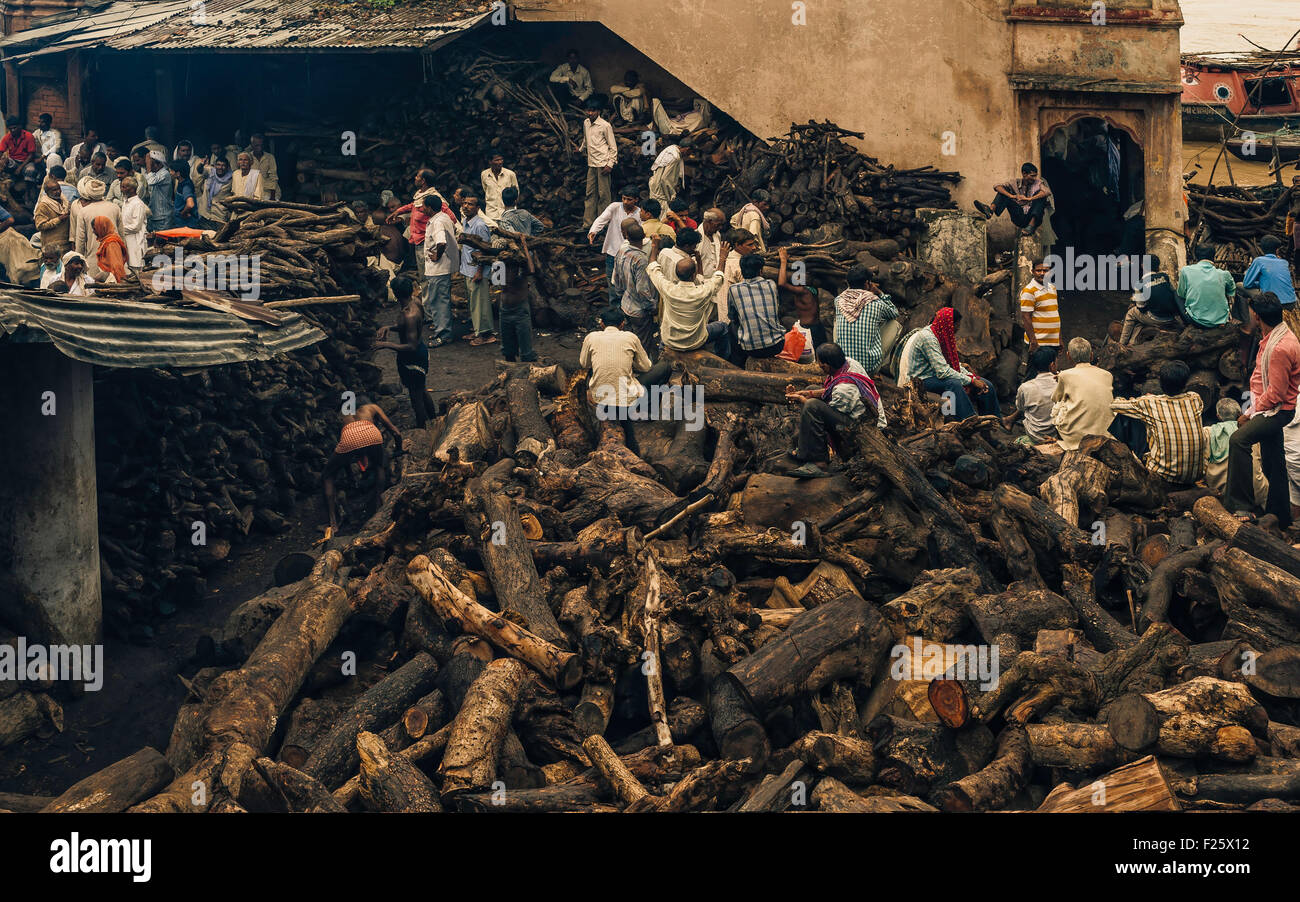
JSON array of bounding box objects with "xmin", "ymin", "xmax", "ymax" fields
[
  {"xmin": 833, "ymin": 263, "xmax": 898, "ymax": 374},
  {"xmin": 1110, "ymin": 360, "xmax": 1206, "ymax": 486},
  {"xmin": 613, "ymin": 219, "xmax": 659, "ymax": 356},
  {"xmin": 727, "ymin": 253, "xmax": 785, "ymax": 364}
]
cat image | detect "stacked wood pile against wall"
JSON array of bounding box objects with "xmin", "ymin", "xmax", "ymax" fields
[
  {"xmin": 36, "ymin": 297, "xmax": 1300, "ymax": 812},
  {"xmin": 273, "ymin": 50, "xmax": 959, "ymax": 322},
  {"xmin": 89, "ymin": 200, "xmax": 389, "ymax": 642},
  {"xmin": 1187, "ymin": 182, "xmax": 1297, "ymax": 273}
]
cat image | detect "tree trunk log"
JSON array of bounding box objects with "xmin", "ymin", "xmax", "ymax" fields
[
  {"xmin": 42, "ymin": 747, "xmax": 174, "ymax": 813},
  {"xmin": 356, "ymin": 730, "xmax": 443, "ymax": 812},
  {"xmin": 438, "ymin": 658, "xmax": 530, "ymax": 802}
]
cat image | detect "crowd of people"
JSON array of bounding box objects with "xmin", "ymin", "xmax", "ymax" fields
[{"xmin": 0, "ymin": 114, "xmax": 281, "ymax": 294}]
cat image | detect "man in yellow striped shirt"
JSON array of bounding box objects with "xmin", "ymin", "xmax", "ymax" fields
[{"xmin": 1020, "ymin": 261, "xmax": 1060, "ymax": 353}]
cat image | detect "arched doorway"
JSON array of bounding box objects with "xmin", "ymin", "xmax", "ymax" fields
[{"xmin": 1040, "ymin": 115, "xmax": 1146, "ymax": 259}]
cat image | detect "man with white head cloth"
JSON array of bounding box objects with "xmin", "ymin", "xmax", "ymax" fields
[{"xmin": 144, "ymin": 149, "xmax": 173, "ymax": 232}]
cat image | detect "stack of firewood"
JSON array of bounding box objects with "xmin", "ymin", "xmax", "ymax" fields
[
  {"xmin": 26, "ymin": 293, "xmax": 1299, "ymax": 812},
  {"xmin": 1188, "ymin": 182, "xmax": 1295, "ymax": 270},
  {"xmin": 90, "ymin": 200, "xmax": 390, "ymax": 642}
]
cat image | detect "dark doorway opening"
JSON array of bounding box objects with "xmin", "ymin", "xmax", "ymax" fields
[{"xmin": 1041, "ymin": 116, "xmax": 1145, "ymax": 259}]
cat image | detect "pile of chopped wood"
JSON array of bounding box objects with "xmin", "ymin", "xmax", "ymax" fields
[
  {"xmin": 90, "ymin": 200, "xmax": 390, "ymax": 641},
  {"xmin": 1188, "ymin": 182, "xmax": 1296, "ymax": 270},
  {"xmin": 31, "ymin": 253, "xmax": 1299, "ymax": 812}
]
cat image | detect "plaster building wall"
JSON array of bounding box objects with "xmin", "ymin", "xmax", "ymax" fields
[{"xmin": 519, "ymin": 0, "xmax": 1186, "ymax": 257}]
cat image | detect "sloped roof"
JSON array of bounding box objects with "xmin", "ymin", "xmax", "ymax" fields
[
  {"xmin": 0, "ymin": 291, "xmax": 325, "ymax": 369},
  {"xmin": 0, "ymin": 0, "xmax": 493, "ymax": 59}
]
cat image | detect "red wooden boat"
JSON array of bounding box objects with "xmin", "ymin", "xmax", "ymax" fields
[{"xmin": 1182, "ymin": 50, "xmax": 1300, "ymax": 142}]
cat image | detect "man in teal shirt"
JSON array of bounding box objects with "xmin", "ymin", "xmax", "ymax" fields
[{"xmin": 1177, "ymin": 244, "xmax": 1235, "ymax": 327}]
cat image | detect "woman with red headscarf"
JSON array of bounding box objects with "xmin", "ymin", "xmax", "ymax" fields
[
  {"xmin": 92, "ymin": 215, "xmax": 128, "ymax": 282},
  {"xmin": 897, "ymin": 306, "xmax": 999, "ymax": 420}
]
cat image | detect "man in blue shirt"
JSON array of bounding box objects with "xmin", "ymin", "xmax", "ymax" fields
[{"xmin": 1244, "ymin": 235, "xmax": 1296, "ymax": 306}]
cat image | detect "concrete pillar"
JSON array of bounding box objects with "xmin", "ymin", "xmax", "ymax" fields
[{"xmin": 0, "ymin": 343, "xmax": 101, "ymax": 645}]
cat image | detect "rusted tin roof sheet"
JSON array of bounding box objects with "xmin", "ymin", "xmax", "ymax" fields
[
  {"xmin": 0, "ymin": 0, "xmax": 492, "ymax": 58},
  {"xmin": 0, "ymin": 290, "xmax": 325, "ymax": 369}
]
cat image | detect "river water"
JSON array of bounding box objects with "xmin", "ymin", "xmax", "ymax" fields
[
  {"xmin": 1180, "ymin": 1, "xmax": 1300, "ymax": 184},
  {"xmin": 1179, "ymin": 0, "xmax": 1300, "ymax": 54}
]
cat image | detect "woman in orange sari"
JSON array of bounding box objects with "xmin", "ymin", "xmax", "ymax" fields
[{"xmin": 92, "ymin": 215, "xmax": 127, "ymax": 282}]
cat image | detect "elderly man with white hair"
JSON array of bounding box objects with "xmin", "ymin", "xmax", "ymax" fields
[{"xmin": 1051, "ymin": 337, "xmax": 1115, "ymax": 451}]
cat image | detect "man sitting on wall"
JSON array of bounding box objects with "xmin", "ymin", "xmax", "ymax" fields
[{"xmin": 973, "ymin": 162, "xmax": 1053, "ymax": 235}]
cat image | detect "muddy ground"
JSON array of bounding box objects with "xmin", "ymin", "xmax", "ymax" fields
[{"xmin": 0, "ymin": 285, "xmax": 1127, "ymax": 798}]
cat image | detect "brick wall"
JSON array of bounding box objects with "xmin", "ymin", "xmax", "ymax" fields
[{"xmin": 1, "ymin": 0, "xmax": 87, "ymax": 36}]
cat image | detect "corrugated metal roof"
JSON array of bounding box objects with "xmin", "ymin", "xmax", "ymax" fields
[
  {"xmin": 0, "ymin": 0, "xmax": 492, "ymax": 58},
  {"xmin": 0, "ymin": 290, "xmax": 326, "ymax": 369}
]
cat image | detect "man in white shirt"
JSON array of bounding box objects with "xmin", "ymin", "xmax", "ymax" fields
[
  {"xmin": 480, "ymin": 153, "xmax": 518, "ymax": 221},
  {"xmin": 578, "ymin": 98, "xmax": 618, "ymax": 228},
  {"xmin": 245, "ymin": 133, "xmax": 279, "ymax": 200},
  {"xmin": 648, "ymin": 134, "xmax": 683, "ymax": 208},
  {"xmin": 589, "ymin": 186, "xmax": 642, "ymax": 304},
  {"xmin": 647, "ymin": 234, "xmax": 729, "ymax": 357},
  {"xmin": 422, "ymin": 194, "xmax": 459, "ymax": 347},
  {"xmin": 580, "ymin": 306, "xmax": 671, "ymax": 417},
  {"xmin": 33, "ymin": 113, "xmax": 62, "ymax": 167},
  {"xmin": 549, "ymin": 49, "xmax": 593, "ymax": 104}
]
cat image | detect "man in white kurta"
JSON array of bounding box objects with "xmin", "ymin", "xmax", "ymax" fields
[{"xmin": 648, "ymin": 140, "xmax": 683, "ymax": 208}]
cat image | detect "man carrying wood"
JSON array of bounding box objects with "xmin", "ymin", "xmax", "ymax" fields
[
  {"xmin": 589, "ymin": 185, "xmax": 642, "ymax": 304},
  {"xmin": 323, "ymin": 403, "xmax": 402, "ymax": 537},
  {"xmin": 577, "ymin": 96, "xmax": 617, "ymax": 228},
  {"xmin": 497, "ymin": 235, "xmax": 539, "ymax": 364},
  {"xmin": 648, "ymin": 233, "xmax": 729, "ymax": 358},
  {"xmin": 1110, "ymin": 360, "xmax": 1206, "ymax": 488},
  {"xmin": 374, "ymin": 275, "xmax": 437, "ymax": 428},
  {"xmin": 784, "ymin": 342, "xmax": 884, "ymax": 478},
  {"xmin": 1226, "ymin": 292, "xmax": 1300, "ymax": 529}
]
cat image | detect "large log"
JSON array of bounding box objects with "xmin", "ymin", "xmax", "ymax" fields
[
  {"xmin": 407, "ymin": 555, "xmax": 579, "ymax": 690},
  {"xmin": 356, "ymin": 731, "xmax": 443, "ymax": 812},
  {"xmin": 1035, "ymin": 756, "xmax": 1181, "ymax": 812},
  {"xmin": 709, "ymin": 589, "xmax": 892, "ymax": 761},
  {"xmin": 505, "ymin": 375, "xmax": 556, "ymax": 462},
  {"xmin": 131, "ymin": 553, "xmax": 350, "ymax": 813},
  {"xmin": 1106, "ymin": 676, "xmax": 1268, "ymax": 761},
  {"xmin": 301, "ymin": 651, "xmax": 440, "ymax": 789},
  {"xmin": 1194, "ymin": 495, "xmax": 1300, "ymax": 581},
  {"xmin": 931, "ymin": 725, "xmax": 1032, "ymax": 812},
  {"xmin": 438, "ymin": 658, "xmax": 530, "ymax": 802},
  {"xmin": 463, "ymin": 478, "xmax": 567, "ymax": 646},
  {"xmin": 42, "ymin": 747, "xmax": 174, "ymax": 813}
]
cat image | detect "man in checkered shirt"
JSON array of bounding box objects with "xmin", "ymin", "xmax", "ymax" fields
[
  {"xmin": 1110, "ymin": 360, "xmax": 1206, "ymax": 486},
  {"xmin": 727, "ymin": 252, "xmax": 785, "ymax": 365}
]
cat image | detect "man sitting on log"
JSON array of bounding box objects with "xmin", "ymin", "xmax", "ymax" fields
[
  {"xmin": 832, "ymin": 262, "xmax": 898, "ymax": 375},
  {"xmin": 1226, "ymin": 292, "xmax": 1300, "ymax": 529},
  {"xmin": 784, "ymin": 342, "xmax": 884, "ymax": 478},
  {"xmin": 973, "ymin": 162, "xmax": 1052, "ymax": 235},
  {"xmin": 648, "ymin": 233, "xmax": 730, "ymax": 359},
  {"xmin": 1204, "ymin": 398, "xmax": 1267, "ymax": 506},
  {"xmin": 1177, "ymin": 244, "xmax": 1234, "ymax": 329},
  {"xmin": 1004, "ymin": 346, "xmax": 1058, "ymax": 445},
  {"xmin": 1050, "ymin": 337, "xmax": 1114, "ymax": 450},
  {"xmin": 727, "ymin": 250, "xmax": 785, "ymax": 366},
  {"xmin": 1109, "ymin": 360, "xmax": 1206, "ymax": 489},
  {"xmin": 898, "ymin": 306, "xmax": 1000, "ymax": 420},
  {"xmin": 1118, "ymin": 261, "xmax": 1182, "ymax": 349},
  {"xmin": 1244, "ymin": 235, "xmax": 1298, "ymax": 339},
  {"xmin": 323, "ymin": 403, "xmax": 403, "ymax": 537},
  {"xmin": 580, "ymin": 306, "xmax": 672, "ymax": 424},
  {"xmin": 373, "ymin": 275, "xmax": 436, "ymax": 428}
]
